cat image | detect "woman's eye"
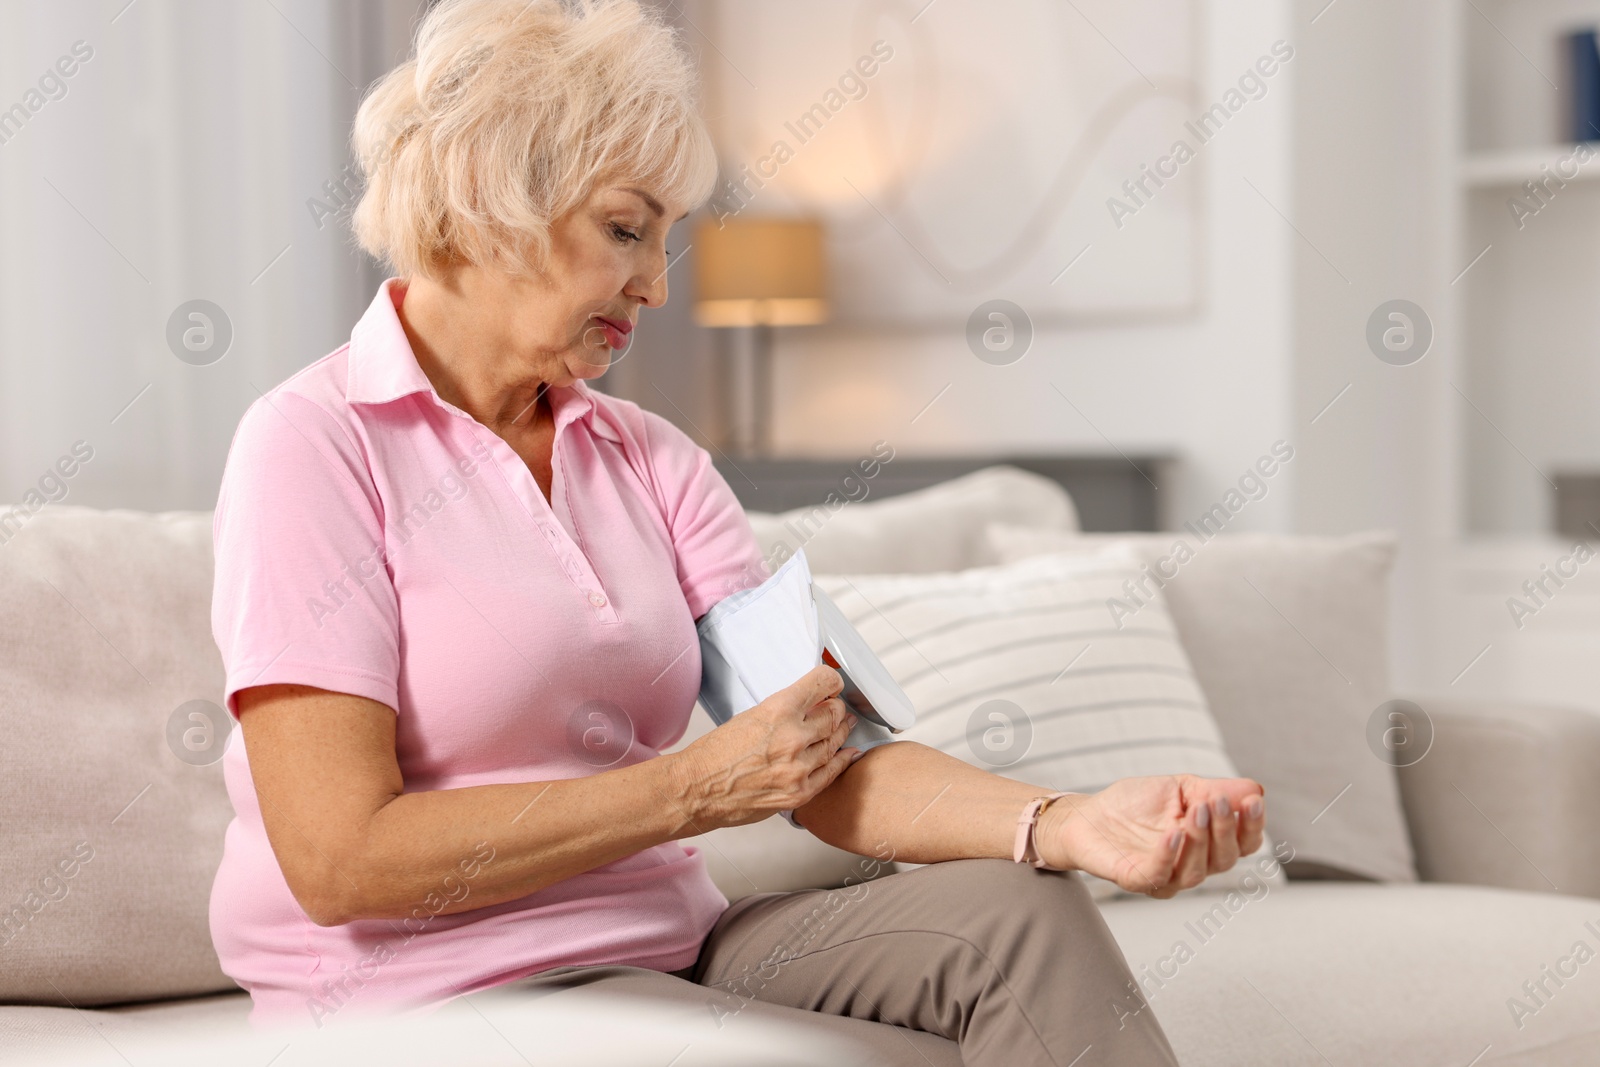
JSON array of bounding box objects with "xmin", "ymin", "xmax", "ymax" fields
[{"xmin": 610, "ymin": 223, "xmax": 642, "ymax": 244}]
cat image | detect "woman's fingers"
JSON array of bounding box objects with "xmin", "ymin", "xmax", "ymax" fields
[
  {"xmin": 1190, "ymin": 776, "xmax": 1267, "ymax": 867},
  {"xmin": 803, "ymin": 694, "xmax": 846, "ymax": 729},
  {"xmin": 1150, "ymin": 823, "xmax": 1188, "ymax": 898},
  {"xmin": 694, "ymin": 664, "xmax": 864, "ymax": 826},
  {"xmin": 805, "ymin": 743, "xmax": 862, "ymax": 793},
  {"xmin": 785, "ymin": 664, "xmax": 844, "ymax": 718},
  {"xmin": 1204, "ymin": 793, "xmax": 1241, "ymax": 873},
  {"xmin": 1167, "ymin": 802, "xmax": 1212, "ymax": 892},
  {"xmin": 800, "ymin": 748, "xmax": 864, "ymax": 806},
  {"xmin": 828, "ymin": 707, "xmax": 857, "ymax": 752},
  {"xmin": 802, "ymin": 704, "xmax": 855, "ymax": 778},
  {"xmin": 803, "ymin": 698, "xmax": 854, "ymax": 753},
  {"xmin": 1237, "ymin": 791, "xmax": 1267, "ymax": 856},
  {"xmin": 1105, "ymin": 776, "xmax": 1266, "ymax": 899}
]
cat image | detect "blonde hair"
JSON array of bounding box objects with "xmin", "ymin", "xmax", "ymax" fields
[{"xmin": 351, "ymin": 0, "xmax": 717, "ymax": 280}]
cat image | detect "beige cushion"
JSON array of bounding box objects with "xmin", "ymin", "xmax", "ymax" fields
[
  {"xmin": 1099, "ymin": 882, "xmax": 1600, "ymax": 1066},
  {"xmin": 812, "ymin": 552, "xmax": 1281, "ymax": 900},
  {"xmin": 0, "ymin": 507, "xmax": 236, "ymax": 1004},
  {"xmin": 746, "ymin": 466, "xmax": 1077, "ymax": 576},
  {"xmin": 987, "ymin": 526, "xmax": 1416, "ymax": 884}
]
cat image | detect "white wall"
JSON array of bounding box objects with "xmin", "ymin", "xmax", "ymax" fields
[
  {"xmin": 670, "ymin": 0, "xmax": 1466, "ymax": 689},
  {"xmin": 748, "ymin": 0, "xmax": 1300, "ymax": 536},
  {"xmin": 1285, "ymin": 0, "xmax": 1458, "ymax": 692}
]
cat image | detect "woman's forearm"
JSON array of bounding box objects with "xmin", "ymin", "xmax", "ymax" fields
[
  {"xmin": 326, "ymin": 755, "xmax": 706, "ymax": 925},
  {"xmin": 335, "ymin": 742, "xmax": 1043, "ymax": 924},
  {"xmin": 239, "ymin": 683, "xmax": 747, "ymax": 927},
  {"xmin": 255, "ymin": 669, "xmax": 853, "ymax": 927},
  {"xmin": 790, "ymin": 741, "xmax": 1060, "ymax": 864}
]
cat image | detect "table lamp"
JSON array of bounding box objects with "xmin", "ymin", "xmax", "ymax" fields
[{"xmin": 693, "ymin": 216, "xmax": 828, "ymax": 456}]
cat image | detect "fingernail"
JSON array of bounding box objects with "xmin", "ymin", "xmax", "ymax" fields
[
  {"xmin": 1197, "ymin": 803, "xmax": 1211, "ymax": 829},
  {"xmin": 1215, "ymin": 796, "xmax": 1231, "ymax": 819},
  {"xmin": 848, "ymin": 715, "xmax": 859, "ymax": 729},
  {"xmin": 1168, "ymin": 828, "xmax": 1184, "ymax": 850},
  {"xmin": 1247, "ymin": 797, "xmax": 1263, "ymax": 819}
]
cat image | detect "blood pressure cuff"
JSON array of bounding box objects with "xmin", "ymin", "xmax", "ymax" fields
[{"xmin": 696, "ymin": 549, "xmax": 915, "ymax": 827}]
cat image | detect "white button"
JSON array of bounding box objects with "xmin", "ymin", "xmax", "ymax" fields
[{"xmin": 589, "ymin": 592, "xmax": 608, "ymax": 608}]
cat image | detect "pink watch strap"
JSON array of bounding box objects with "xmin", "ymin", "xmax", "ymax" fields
[{"xmin": 1013, "ymin": 791, "xmax": 1076, "ymax": 869}]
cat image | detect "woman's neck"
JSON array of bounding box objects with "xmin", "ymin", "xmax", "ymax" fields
[{"xmin": 394, "ymin": 270, "xmax": 563, "ymax": 436}]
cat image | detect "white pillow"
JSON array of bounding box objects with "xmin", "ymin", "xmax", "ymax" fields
[
  {"xmin": 985, "ymin": 525, "xmax": 1415, "ymax": 885},
  {"xmin": 745, "ymin": 465, "xmax": 1077, "ymax": 577},
  {"xmin": 813, "ymin": 551, "xmax": 1281, "ymax": 901}
]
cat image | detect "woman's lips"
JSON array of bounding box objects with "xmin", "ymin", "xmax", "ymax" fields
[{"xmin": 594, "ymin": 315, "xmax": 633, "ymax": 349}]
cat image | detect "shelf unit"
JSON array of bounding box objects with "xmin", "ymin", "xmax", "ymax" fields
[
  {"xmin": 1459, "ymin": 143, "xmax": 1600, "ymax": 186},
  {"xmin": 1455, "ymin": 0, "xmax": 1600, "ymax": 538},
  {"xmin": 1441, "ymin": 0, "xmax": 1600, "ymax": 709}
]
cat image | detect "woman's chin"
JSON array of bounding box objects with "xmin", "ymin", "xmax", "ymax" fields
[{"xmin": 570, "ymin": 349, "xmax": 618, "ymax": 380}]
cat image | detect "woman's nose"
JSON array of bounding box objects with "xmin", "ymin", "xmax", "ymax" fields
[{"xmin": 628, "ymin": 256, "xmax": 670, "ymax": 308}]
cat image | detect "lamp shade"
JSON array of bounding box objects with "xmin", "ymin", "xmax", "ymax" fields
[{"xmin": 693, "ymin": 217, "xmax": 828, "ymax": 327}]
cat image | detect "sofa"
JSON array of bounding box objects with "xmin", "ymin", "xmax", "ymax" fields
[{"xmin": 2, "ymin": 466, "xmax": 1599, "ymax": 1065}]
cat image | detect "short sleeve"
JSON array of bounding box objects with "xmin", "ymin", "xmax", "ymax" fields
[
  {"xmin": 211, "ymin": 391, "xmax": 401, "ymax": 721},
  {"xmin": 637, "ymin": 410, "xmax": 767, "ymax": 620}
]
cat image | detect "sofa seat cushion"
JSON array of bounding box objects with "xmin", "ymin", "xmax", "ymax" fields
[
  {"xmin": 0, "ymin": 992, "xmax": 251, "ymax": 1062},
  {"xmin": 0, "ymin": 986, "xmax": 958, "ymax": 1066},
  {"xmin": 1098, "ymin": 882, "xmax": 1600, "ymax": 1067}
]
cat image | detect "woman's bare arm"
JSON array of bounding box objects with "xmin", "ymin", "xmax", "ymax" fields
[
  {"xmin": 789, "ymin": 741, "xmax": 1053, "ymax": 861},
  {"xmin": 791, "ymin": 741, "xmax": 1269, "ymax": 899},
  {"xmin": 237, "ymin": 669, "xmax": 855, "ymax": 926}
]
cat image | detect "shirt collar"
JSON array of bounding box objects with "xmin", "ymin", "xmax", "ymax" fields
[{"xmin": 346, "ymin": 277, "xmax": 620, "ymax": 443}]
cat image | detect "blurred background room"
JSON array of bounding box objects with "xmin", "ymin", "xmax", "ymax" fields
[
  {"xmin": 5, "ymin": 1, "xmax": 1600, "ymax": 1062},
  {"xmin": 6, "ymin": 0, "xmax": 1599, "ymax": 706}
]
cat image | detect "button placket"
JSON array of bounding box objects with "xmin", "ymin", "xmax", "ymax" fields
[
  {"xmin": 548, "ymin": 419, "xmax": 619, "ymax": 624},
  {"xmin": 464, "ymin": 416, "xmax": 617, "ymax": 623}
]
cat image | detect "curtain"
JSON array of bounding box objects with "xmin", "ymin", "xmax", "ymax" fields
[{"xmin": 0, "ymin": 0, "xmax": 423, "ymax": 513}]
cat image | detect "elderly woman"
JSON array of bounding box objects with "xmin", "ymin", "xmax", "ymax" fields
[{"xmin": 208, "ymin": 1, "xmax": 1266, "ymax": 1062}]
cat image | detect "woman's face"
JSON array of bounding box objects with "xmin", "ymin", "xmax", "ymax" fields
[{"xmin": 535, "ymin": 182, "xmax": 687, "ymax": 383}]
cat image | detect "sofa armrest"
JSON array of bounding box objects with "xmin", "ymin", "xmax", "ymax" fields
[{"xmin": 1394, "ymin": 695, "xmax": 1600, "ymax": 899}]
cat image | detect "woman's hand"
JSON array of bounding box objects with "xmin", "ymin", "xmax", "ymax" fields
[
  {"xmin": 1033, "ymin": 775, "xmax": 1267, "ymax": 899},
  {"xmin": 667, "ymin": 664, "xmax": 861, "ymax": 830}
]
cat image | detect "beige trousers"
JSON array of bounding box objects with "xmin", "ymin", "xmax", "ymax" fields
[{"xmin": 499, "ymin": 857, "xmax": 1180, "ymax": 1066}]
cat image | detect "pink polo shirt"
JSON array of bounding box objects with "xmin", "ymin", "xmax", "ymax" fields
[{"xmin": 208, "ymin": 278, "xmax": 766, "ymax": 1030}]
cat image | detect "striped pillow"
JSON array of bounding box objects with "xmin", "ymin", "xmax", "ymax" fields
[{"xmin": 813, "ymin": 549, "xmax": 1280, "ymax": 900}]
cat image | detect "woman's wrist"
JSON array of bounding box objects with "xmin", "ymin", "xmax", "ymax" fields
[
  {"xmin": 653, "ymin": 750, "xmax": 716, "ymax": 837},
  {"xmin": 1030, "ymin": 792, "xmax": 1092, "ymax": 872}
]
